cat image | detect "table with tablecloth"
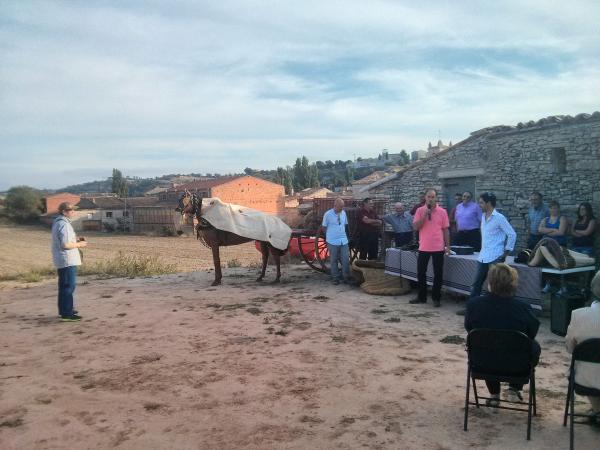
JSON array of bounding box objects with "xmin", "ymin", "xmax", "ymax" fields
[{"xmin": 384, "ymin": 248, "xmax": 544, "ymax": 310}]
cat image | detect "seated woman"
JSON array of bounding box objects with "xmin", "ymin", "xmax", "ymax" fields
[
  {"xmin": 465, "ymin": 264, "xmax": 541, "ymax": 406},
  {"xmin": 570, "ymin": 202, "xmax": 596, "ymax": 256},
  {"xmin": 538, "ymin": 200, "xmax": 568, "ymax": 246},
  {"xmin": 565, "ymin": 269, "xmax": 600, "ymax": 424}
]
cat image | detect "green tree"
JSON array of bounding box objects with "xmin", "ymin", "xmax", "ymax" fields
[
  {"xmin": 111, "ymin": 168, "xmax": 128, "ymax": 197},
  {"xmin": 399, "ymin": 150, "xmax": 410, "ymax": 165},
  {"xmin": 5, "ymin": 185, "xmax": 43, "ymax": 221}
]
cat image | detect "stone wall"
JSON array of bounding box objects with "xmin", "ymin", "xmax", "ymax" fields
[{"xmin": 369, "ymin": 114, "xmax": 600, "ymax": 256}]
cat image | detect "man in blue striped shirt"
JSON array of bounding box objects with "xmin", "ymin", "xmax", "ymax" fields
[{"xmin": 470, "ymin": 192, "xmax": 517, "ymax": 298}]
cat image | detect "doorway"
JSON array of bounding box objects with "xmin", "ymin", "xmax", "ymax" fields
[{"xmin": 442, "ymin": 177, "xmax": 476, "ymax": 210}]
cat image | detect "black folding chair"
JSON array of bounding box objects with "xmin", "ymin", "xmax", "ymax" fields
[
  {"xmin": 563, "ymin": 338, "xmax": 600, "ymax": 450},
  {"xmin": 464, "ymin": 329, "xmax": 538, "ymax": 440}
]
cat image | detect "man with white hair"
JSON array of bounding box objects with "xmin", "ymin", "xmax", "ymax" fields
[
  {"xmin": 384, "ymin": 202, "xmax": 413, "ymax": 248},
  {"xmin": 565, "ymin": 270, "xmax": 600, "ymax": 421},
  {"xmin": 321, "ymin": 198, "xmax": 351, "ymax": 285}
]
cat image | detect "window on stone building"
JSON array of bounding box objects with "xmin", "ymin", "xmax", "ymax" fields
[
  {"xmin": 106, "ymin": 211, "xmax": 113, "ymax": 218},
  {"xmin": 551, "ymin": 147, "xmax": 566, "ymax": 173}
]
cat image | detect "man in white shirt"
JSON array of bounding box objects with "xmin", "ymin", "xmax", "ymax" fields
[
  {"xmin": 321, "ymin": 198, "xmax": 350, "ymax": 285},
  {"xmin": 51, "ymin": 202, "xmax": 88, "ymax": 321},
  {"xmin": 470, "ymin": 192, "xmax": 517, "ymax": 298},
  {"xmin": 565, "ymin": 270, "xmax": 600, "ymax": 417}
]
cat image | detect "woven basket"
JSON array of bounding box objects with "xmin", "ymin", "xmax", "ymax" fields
[{"xmin": 351, "ymin": 260, "xmax": 411, "ymax": 295}]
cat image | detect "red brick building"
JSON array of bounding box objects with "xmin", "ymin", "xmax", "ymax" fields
[
  {"xmin": 42, "ymin": 192, "xmax": 81, "ymax": 215},
  {"xmin": 161, "ymin": 175, "xmax": 285, "ymax": 215}
]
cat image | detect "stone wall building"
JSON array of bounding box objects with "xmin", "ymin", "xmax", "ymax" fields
[{"xmin": 365, "ymin": 112, "xmax": 600, "ymax": 255}]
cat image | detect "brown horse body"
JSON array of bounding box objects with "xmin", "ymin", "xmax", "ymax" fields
[{"xmin": 178, "ymin": 193, "xmax": 285, "ymax": 286}]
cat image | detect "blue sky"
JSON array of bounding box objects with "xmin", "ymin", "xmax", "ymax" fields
[{"xmin": 1, "ymin": 0, "xmax": 599, "ymax": 190}]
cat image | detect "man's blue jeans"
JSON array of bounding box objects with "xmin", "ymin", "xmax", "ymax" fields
[
  {"xmin": 327, "ymin": 243, "xmax": 350, "ymax": 281},
  {"xmin": 57, "ymin": 266, "xmax": 77, "ymax": 316},
  {"xmin": 470, "ymin": 262, "xmax": 490, "ymax": 299}
]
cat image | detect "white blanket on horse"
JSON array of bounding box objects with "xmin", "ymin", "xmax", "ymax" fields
[{"xmin": 201, "ymin": 198, "xmax": 291, "ymax": 250}]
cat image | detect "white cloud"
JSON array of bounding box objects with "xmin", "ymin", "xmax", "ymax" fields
[{"xmin": 1, "ymin": 0, "xmax": 599, "ymax": 190}]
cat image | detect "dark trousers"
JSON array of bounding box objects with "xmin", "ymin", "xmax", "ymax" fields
[
  {"xmin": 359, "ymin": 233, "xmax": 379, "ymax": 260},
  {"xmin": 57, "ymin": 266, "xmax": 77, "ymax": 317},
  {"xmin": 394, "ymin": 232, "xmax": 413, "ymax": 248},
  {"xmin": 455, "ymin": 228, "xmax": 481, "ymax": 251},
  {"xmin": 485, "ymin": 340, "xmax": 541, "ymax": 395},
  {"xmin": 527, "ymin": 233, "xmax": 543, "ymax": 250},
  {"xmin": 417, "ymin": 251, "xmax": 444, "ymax": 302}
]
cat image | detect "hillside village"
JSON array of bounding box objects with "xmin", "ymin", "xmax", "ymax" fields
[{"xmin": 3, "ymin": 111, "xmax": 600, "ymax": 261}]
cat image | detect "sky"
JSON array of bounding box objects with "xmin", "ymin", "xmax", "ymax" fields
[{"xmin": 1, "ymin": 0, "xmax": 599, "ymax": 191}]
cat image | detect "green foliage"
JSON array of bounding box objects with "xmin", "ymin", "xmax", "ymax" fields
[
  {"xmin": 111, "ymin": 168, "xmax": 128, "ymax": 197},
  {"xmin": 5, "ymin": 186, "xmax": 43, "ymax": 221},
  {"xmin": 399, "ymin": 150, "xmax": 410, "ymax": 165}
]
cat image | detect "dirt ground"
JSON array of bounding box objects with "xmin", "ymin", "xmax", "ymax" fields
[{"xmin": 1, "ymin": 225, "xmax": 598, "ymax": 449}]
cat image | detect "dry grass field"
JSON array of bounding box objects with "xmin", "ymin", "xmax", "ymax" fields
[{"xmin": 0, "ymin": 224, "xmax": 262, "ymax": 280}]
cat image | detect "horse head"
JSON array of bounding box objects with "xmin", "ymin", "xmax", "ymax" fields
[{"xmin": 176, "ymin": 190, "xmax": 200, "ymax": 217}]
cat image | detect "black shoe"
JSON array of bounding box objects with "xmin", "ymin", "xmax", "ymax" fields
[
  {"xmin": 58, "ymin": 309, "xmax": 78, "ymax": 318},
  {"xmin": 433, "ymin": 300, "xmax": 441, "ymax": 308},
  {"xmin": 60, "ymin": 314, "xmax": 82, "ymax": 322},
  {"xmin": 332, "ymin": 279, "xmax": 340, "ymax": 285},
  {"xmin": 409, "ymin": 298, "xmax": 426, "ymax": 304},
  {"xmin": 455, "ymin": 309, "xmax": 465, "ymax": 316}
]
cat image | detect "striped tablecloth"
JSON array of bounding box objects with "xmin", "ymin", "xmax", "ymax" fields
[{"xmin": 384, "ymin": 249, "xmax": 543, "ymax": 310}]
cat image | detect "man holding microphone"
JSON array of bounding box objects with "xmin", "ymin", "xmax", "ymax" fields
[{"xmin": 410, "ymin": 189, "xmax": 450, "ymax": 307}]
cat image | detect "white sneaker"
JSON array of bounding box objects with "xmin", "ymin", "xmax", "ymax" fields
[{"xmin": 506, "ymin": 388, "xmax": 523, "ymax": 403}]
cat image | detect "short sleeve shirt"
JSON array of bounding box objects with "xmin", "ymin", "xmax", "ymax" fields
[
  {"xmin": 322, "ymin": 209, "xmax": 349, "ymax": 245},
  {"xmin": 358, "ymin": 208, "xmax": 380, "ymax": 235},
  {"xmin": 415, "ymin": 205, "xmax": 449, "ymax": 252}
]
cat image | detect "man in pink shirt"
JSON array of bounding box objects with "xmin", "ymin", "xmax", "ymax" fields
[{"xmin": 410, "ymin": 189, "xmax": 450, "ymax": 307}]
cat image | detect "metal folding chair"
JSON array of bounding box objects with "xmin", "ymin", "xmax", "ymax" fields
[
  {"xmin": 464, "ymin": 329, "xmax": 538, "ymax": 440},
  {"xmin": 563, "ymin": 338, "xmax": 600, "ymax": 450}
]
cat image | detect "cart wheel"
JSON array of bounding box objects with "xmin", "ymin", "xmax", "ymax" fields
[
  {"xmin": 314, "ymin": 228, "xmax": 331, "ymax": 274},
  {"xmin": 296, "ymin": 233, "xmax": 327, "ymax": 273},
  {"xmin": 349, "ymin": 245, "xmax": 359, "ymax": 264}
]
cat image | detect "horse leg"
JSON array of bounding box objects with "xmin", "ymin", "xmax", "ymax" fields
[
  {"xmin": 211, "ymin": 244, "xmax": 222, "ymax": 286},
  {"xmin": 272, "ymin": 249, "xmax": 281, "ymax": 283},
  {"xmin": 257, "ymin": 241, "xmax": 269, "ymax": 282}
]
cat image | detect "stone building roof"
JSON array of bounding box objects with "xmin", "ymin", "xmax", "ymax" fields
[
  {"xmin": 362, "ymin": 111, "xmax": 600, "ymax": 193},
  {"xmin": 470, "ymin": 111, "xmax": 600, "ymax": 137}
]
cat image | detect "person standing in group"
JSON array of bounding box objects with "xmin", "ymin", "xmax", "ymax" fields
[
  {"xmin": 410, "ymin": 189, "xmax": 450, "ymax": 307},
  {"xmin": 383, "ymin": 202, "xmax": 413, "ymax": 248},
  {"xmin": 410, "ymin": 191, "xmax": 427, "ymax": 243},
  {"xmin": 410, "ymin": 191, "xmax": 426, "ymax": 216},
  {"xmin": 357, "ymin": 198, "xmax": 383, "ymax": 260},
  {"xmin": 470, "ymin": 192, "xmax": 517, "ymax": 299},
  {"xmin": 527, "ymin": 191, "xmax": 549, "ymax": 249},
  {"xmin": 51, "ymin": 202, "xmax": 87, "ymax": 321},
  {"xmin": 321, "ymin": 198, "xmax": 351, "ymax": 285},
  {"xmin": 454, "ymin": 191, "xmax": 482, "ymax": 251},
  {"xmin": 449, "ymin": 192, "xmax": 462, "ymax": 240}
]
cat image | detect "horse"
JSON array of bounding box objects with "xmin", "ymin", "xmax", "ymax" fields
[{"xmin": 176, "ymin": 191, "xmax": 286, "ymax": 286}]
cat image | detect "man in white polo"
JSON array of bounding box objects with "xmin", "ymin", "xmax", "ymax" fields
[{"xmin": 322, "ymin": 198, "xmax": 350, "ymax": 285}]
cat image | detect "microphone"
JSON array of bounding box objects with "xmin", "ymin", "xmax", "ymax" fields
[{"xmin": 427, "ymin": 203, "xmax": 432, "ymax": 220}]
